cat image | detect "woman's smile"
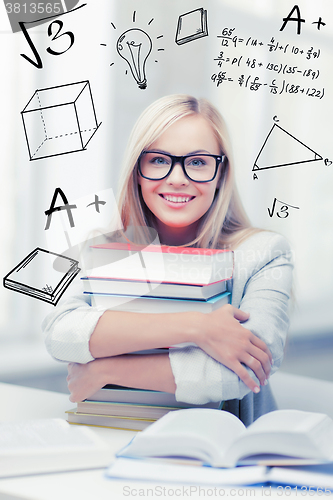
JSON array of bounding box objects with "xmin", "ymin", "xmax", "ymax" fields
[{"xmin": 158, "ymin": 192, "xmax": 195, "ymax": 207}]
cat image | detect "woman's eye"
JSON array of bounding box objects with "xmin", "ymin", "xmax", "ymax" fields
[
  {"xmin": 188, "ymin": 158, "xmax": 205, "ymax": 167},
  {"xmin": 151, "ymin": 157, "xmax": 168, "ymax": 165}
]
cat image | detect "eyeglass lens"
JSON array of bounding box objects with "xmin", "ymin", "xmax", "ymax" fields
[{"xmin": 140, "ymin": 152, "xmax": 218, "ymax": 182}]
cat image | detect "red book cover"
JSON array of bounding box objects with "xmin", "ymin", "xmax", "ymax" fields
[
  {"xmin": 91, "ymin": 242, "xmax": 231, "ymax": 256},
  {"xmin": 86, "ymin": 244, "xmax": 234, "ymax": 285}
]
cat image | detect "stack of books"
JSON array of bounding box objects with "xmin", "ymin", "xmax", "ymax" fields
[
  {"xmin": 66, "ymin": 385, "xmax": 222, "ymax": 431},
  {"xmin": 66, "ymin": 243, "xmax": 233, "ymax": 430},
  {"xmin": 81, "ymin": 242, "xmax": 234, "ymax": 313}
]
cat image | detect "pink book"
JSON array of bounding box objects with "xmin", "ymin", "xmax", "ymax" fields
[{"xmin": 85, "ymin": 243, "xmax": 234, "ymax": 286}]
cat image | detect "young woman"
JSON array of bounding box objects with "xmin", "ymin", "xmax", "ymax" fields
[{"xmin": 43, "ymin": 95, "xmax": 293, "ymax": 426}]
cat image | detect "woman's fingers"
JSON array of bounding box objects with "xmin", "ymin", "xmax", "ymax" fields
[
  {"xmin": 232, "ymin": 307, "xmax": 250, "ymax": 322},
  {"xmin": 241, "ymin": 353, "xmax": 267, "ymax": 386},
  {"xmin": 229, "ymin": 361, "xmax": 261, "ymax": 394},
  {"xmin": 232, "ymin": 308, "xmax": 273, "ymax": 380},
  {"xmin": 247, "ymin": 343, "xmax": 272, "ymax": 380},
  {"xmin": 197, "ymin": 305, "xmax": 274, "ymax": 391},
  {"xmin": 250, "ymin": 334, "xmax": 273, "ymax": 365}
]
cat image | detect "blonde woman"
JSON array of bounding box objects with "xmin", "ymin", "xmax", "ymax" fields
[{"xmin": 43, "ymin": 95, "xmax": 293, "ymax": 426}]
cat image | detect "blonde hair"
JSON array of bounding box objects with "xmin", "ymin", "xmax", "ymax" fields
[{"xmin": 117, "ymin": 94, "xmax": 260, "ymax": 249}]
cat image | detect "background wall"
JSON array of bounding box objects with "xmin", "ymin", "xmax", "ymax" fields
[{"xmin": 0, "ymin": 0, "xmax": 332, "ymax": 390}]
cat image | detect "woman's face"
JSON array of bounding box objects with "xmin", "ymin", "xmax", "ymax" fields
[{"xmin": 138, "ymin": 114, "xmax": 222, "ymax": 245}]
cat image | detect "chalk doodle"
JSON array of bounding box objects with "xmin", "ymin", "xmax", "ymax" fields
[
  {"xmin": 175, "ymin": 7, "xmax": 208, "ymax": 45},
  {"xmin": 211, "ymin": 26, "xmax": 324, "ymax": 99},
  {"xmin": 3, "ymin": 248, "xmax": 80, "ymax": 305},
  {"xmin": 21, "ymin": 81, "xmax": 101, "ymax": 161},
  {"xmin": 45, "ymin": 188, "xmax": 77, "ymax": 230},
  {"xmin": 86, "ymin": 195, "xmax": 106, "ymax": 214},
  {"xmin": 17, "ymin": 4, "xmax": 86, "ymax": 69},
  {"xmin": 45, "ymin": 189, "xmax": 108, "ymax": 230},
  {"xmin": 116, "ymin": 29, "xmax": 152, "ymax": 90},
  {"xmin": 44, "ymin": 188, "xmax": 123, "ymax": 265},
  {"xmin": 252, "ymin": 124, "xmax": 323, "ymax": 178},
  {"xmin": 100, "ymin": 11, "xmax": 164, "ymax": 89},
  {"xmin": 279, "ymin": 5, "xmax": 326, "ymax": 34},
  {"xmin": 216, "ymin": 28, "xmax": 321, "ymax": 59},
  {"xmin": 268, "ymin": 198, "xmax": 300, "ymax": 218}
]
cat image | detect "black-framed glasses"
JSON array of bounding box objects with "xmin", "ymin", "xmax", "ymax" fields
[{"xmin": 138, "ymin": 151, "xmax": 225, "ymax": 183}]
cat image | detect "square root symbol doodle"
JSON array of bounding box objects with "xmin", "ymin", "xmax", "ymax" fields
[{"xmin": 21, "ymin": 80, "xmax": 101, "ymax": 161}]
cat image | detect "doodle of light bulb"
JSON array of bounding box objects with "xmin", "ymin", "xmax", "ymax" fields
[{"xmin": 116, "ymin": 28, "xmax": 152, "ymax": 90}]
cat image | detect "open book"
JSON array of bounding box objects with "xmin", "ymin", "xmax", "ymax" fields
[
  {"xmin": 117, "ymin": 408, "xmax": 333, "ymax": 468},
  {"xmin": 0, "ymin": 418, "xmax": 111, "ymax": 478}
]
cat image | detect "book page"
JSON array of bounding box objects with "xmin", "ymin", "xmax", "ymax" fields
[
  {"xmin": 0, "ymin": 419, "xmax": 105, "ymax": 454},
  {"xmin": 222, "ymin": 410, "xmax": 333, "ymax": 466},
  {"xmin": 119, "ymin": 408, "xmax": 246, "ymax": 463},
  {"xmin": 246, "ymin": 410, "xmax": 329, "ymax": 434},
  {"xmin": 268, "ymin": 463, "xmax": 333, "ymax": 489},
  {"xmin": 108, "ymin": 458, "xmax": 268, "ymax": 485}
]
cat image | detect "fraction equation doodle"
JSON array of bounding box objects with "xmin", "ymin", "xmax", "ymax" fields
[
  {"xmin": 211, "ymin": 26, "xmax": 324, "ymax": 99},
  {"xmin": 211, "ymin": 72, "xmax": 324, "ymax": 99},
  {"xmin": 217, "ymin": 28, "xmax": 321, "ymax": 59}
]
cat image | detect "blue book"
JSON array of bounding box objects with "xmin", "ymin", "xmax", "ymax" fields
[{"xmin": 84, "ymin": 291, "xmax": 231, "ymax": 313}]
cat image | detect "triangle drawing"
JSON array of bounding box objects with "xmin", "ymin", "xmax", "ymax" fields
[{"xmin": 252, "ymin": 124, "xmax": 323, "ymax": 172}]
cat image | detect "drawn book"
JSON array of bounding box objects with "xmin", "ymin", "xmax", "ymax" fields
[
  {"xmin": 87, "ymin": 291, "xmax": 230, "ymax": 313},
  {"xmin": 3, "ymin": 247, "xmax": 80, "ymax": 305},
  {"xmin": 175, "ymin": 8, "xmax": 208, "ymax": 45},
  {"xmin": 117, "ymin": 408, "xmax": 333, "ymax": 468},
  {"xmin": 85, "ymin": 243, "xmax": 233, "ymax": 286}
]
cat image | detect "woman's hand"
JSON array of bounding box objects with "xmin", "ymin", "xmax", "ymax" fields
[
  {"xmin": 195, "ymin": 304, "xmax": 273, "ymax": 394},
  {"xmin": 67, "ymin": 354, "xmax": 176, "ymax": 402},
  {"xmin": 67, "ymin": 359, "xmax": 109, "ymax": 402}
]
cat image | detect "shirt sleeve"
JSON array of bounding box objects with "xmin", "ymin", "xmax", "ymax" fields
[
  {"xmin": 42, "ymin": 279, "xmax": 105, "ymax": 363},
  {"xmin": 169, "ymin": 233, "xmax": 293, "ymax": 405}
]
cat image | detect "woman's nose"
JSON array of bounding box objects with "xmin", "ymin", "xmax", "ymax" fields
[{"xmin": 166, "ymin": 162, "xmax": 189, "ymax": 185}]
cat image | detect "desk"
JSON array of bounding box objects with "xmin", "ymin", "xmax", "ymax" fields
[
  {"xmin": 0, "ymin": 384, "xmax": 270, "ymax": 500},
  {"xmin": 0, "ymin": 382, "xmax": 142, "ymax": 500},
  {"xmin": 1, "ymin": 375, "xmax": 332, "ymax": 500},
  {"xmin": 0, "ymin": 383, "xmax": 277, "ymax": 500}
]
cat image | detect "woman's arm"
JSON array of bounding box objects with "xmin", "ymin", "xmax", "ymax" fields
[
  {"xmin": 89, "ymin": 305, "xmax": 271, "ymax": 388},
  {"xmin": 44, "ymin": 233, "xmax": 284, "ymax": 402},
  {"xmin": 89, "ymin": 309, "xmax": 198, "ymax": 358},
  {"xmin": 43, "ymin": 278, "xmax": 272, "ymax": 385},
  {"xmin": 169, "ymin": 232, "xmax": 293, "ymax": 405},
  {"xmin": 67, "ymin": 354, "xmax": 176, "ymax": 403},
  {"xmin": 66, "ymin": 303, "xmax": 272, "ymax": 402}
]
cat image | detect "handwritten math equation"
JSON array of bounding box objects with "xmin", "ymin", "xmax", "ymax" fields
[
  {"xmin": 211, "ymin": 27, "xmax": 324, "ymax": 99},
  {"xmin": 268, "ymin": 198, "xmax": 300, "ymax": 218}
]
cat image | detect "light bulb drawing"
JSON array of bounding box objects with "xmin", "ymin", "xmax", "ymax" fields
[
  {"xmin": 100, "ymin": 11, "xmax": 164, "ymax": 82},
  {"xmin": 116, "ymin": 28, "xmax": 152, "ymax": 90}
]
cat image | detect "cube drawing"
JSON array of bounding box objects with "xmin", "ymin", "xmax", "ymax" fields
[{"xmin": 21, "ymin": 81, "xmax": 100, "ymax": 161}]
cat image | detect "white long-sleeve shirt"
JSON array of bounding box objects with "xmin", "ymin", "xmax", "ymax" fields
[{"xmin": 42, "ymin": 231, "xmax": 293, "ymax": 425}]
